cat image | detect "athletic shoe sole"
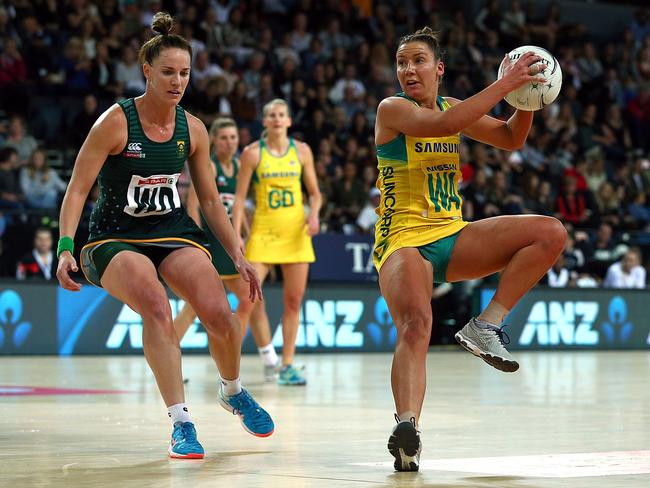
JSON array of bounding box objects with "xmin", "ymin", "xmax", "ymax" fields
[
  {"xmin": 387, "ymin": 422, "xmax": 420, "ymax": 472},
  {"xmin": 168, "ymin": 446, "xmax": 204, "ymax": 459},
  {"xmin": 454, "ymin": 331, "xmax": 519, "ymax": 372}
]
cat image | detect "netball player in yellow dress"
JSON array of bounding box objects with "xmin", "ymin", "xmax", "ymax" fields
[
  {"xmin": 232, "ymin": 99, "xmax": 321, "ymax": 385},
  {"xmin": 375, "ymin": 27, "xmax": 567, "ymax": 470}
]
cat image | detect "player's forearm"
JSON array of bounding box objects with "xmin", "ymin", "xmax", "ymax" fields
[
  {"xmin": 440, "ymin": 82, "xmax": 511, "ymax": 135},
  {"xmin": 505, "ymin": 109, "xmax": 534, "ymax": 149},
  {"xmin": 308, "ymin": 191, "xmax": 322, "ymax": 217},
  {"xmin": 58, "ymin": 189, "xmax": 87, "ymax": 239}
]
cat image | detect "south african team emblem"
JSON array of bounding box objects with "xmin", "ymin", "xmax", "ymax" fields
[{"xmin": 177, "ymin": 140, "xmax": 186, "ymax": 156}]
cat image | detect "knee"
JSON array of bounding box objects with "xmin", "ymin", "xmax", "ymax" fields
[
  {"xmin": 201, "ymin": 303, "xmax": 236, "ymax": 337},
  {"xmin": 284, "ymin": 292, "xmax": 304, "ymax": 315},
  {"xmin": 539, "ymin": 218, "xmax": 568, "ymax": 255},
  {"xmin": 139, "ymin": 295, "xmax": 173, "ymax": 333},
  {"xmin": 397, "ymin": 309, "xmax": 432, "ymax": 348}
]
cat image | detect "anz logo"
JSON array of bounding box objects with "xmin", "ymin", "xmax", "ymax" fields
[
  {"xmin": 273, "ymin": 300, "xmax": 364, "ymax": 348},
  {"xmin": 519, "ymin": 297, "xmax": 633, "ymax": 346},
  {"xmin": 0, "ymin": 290, "xmax": 32, "ymax": 349},
  {"xmin": 106, "ymin": 299, "xmax": 208, "ymax": 349}
]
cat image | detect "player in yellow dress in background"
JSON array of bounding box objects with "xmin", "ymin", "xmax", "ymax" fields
[
  {"xmin": 232, "ymin": 99, "xmax": 321, "ymax": 385},
  {"xmin": 374, "ymin": 27, "xmax": 567, "ymax": 471}
]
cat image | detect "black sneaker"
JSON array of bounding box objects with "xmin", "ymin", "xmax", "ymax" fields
[{"xmin": 387, "ymin": 414, "xmax": 421, "ymax": 472}]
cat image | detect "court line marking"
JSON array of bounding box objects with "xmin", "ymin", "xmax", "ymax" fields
[{"xmin": 353, "ymin": 450, "xmax": 650, "ymax": 478}]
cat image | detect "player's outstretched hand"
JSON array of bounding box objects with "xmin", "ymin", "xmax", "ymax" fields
[
  {"xmin": 56, "ymin": 252, "xmax": 81, "ymax": 291},
  {"xmin": 235, "ymin": 256, "xmax": 263, "ymax": 302}
]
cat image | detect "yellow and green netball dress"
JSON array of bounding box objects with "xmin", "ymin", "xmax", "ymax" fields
[
  {"xmin": 373, "ymin": 93, "xmax": 468, "ymax": 282},
  {"xmin": 80, "ymin": 98, "xmax": 209, "ymax": 287},
  {"xmin": 200, "ymin": 156, "xmax": 239, "ymax": 279},
  {"xmin": 245, "ymin": 138, "xmax": 315, "ymax": 263}
]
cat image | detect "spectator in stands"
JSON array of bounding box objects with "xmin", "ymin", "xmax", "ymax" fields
[
  {"xmin": 585, "ymin": 222, "xmax": 629, "ymax": 278},
  {"xmin": 628, "ymin": 191, "xmax": 650, "ymax": 229},
  {"xmin": 0, "ymin": 37, "xmax": 27, "ymax": 102},
  {"xmin": 544, "ymin": 254, "xmax": 571, "ymax": 287},
  {"xmin": 16, "ymin": 227, "xmax": 57, "ymax": 280},
  {"xmin": 4, "ymin": 115, "xmax": 38, "ymax": 167},
  {"xmin": 19, "ymin": 148, "xmax": 67, "ymax": 209},
  {"xmin": 357, "ymin": 187, "xmax": 381, "ymax": 234},
  {"xmin": 555, "ymin": 175, "xmax": 595, "ymax": 227},
  {"xmin": 0, "ymin": 147, "xmax": 25, "ymax": 213},
  {"xmin": 115, "ymin": 45, "xmax": 145, "ymax": 97},
  {"xmin": 329, "ymin": 63, "xmax": 366, "ymax": 105},
  {"xmin": 329, "ymin": 161, "xmax": 367, "ymax": 234},
  {"xmin": 191, "ymin": 49, "xmax": 225, "ymax": 92},
  {"xmin": 90, "ymin": 40, "xmax": 120, "ymax": 99},
  {"xmin": 71, "ymin": 94, "xmax": 101, "ymax": 148},
  {"xmin": 603, "ymin": 248, "xmax": 646, "ymax": 289}
]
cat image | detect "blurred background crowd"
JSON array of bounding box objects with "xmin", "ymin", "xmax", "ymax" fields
[{"xmin": 1, "ymin": 0, "xmax": 650, "ymax": 290}]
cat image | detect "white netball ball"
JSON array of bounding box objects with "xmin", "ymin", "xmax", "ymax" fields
[{"xmin": 498, "ymin": 45, "xmax": 562, "ymax": 111}]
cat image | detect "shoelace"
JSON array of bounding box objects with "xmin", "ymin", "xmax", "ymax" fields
[
  {"xmin": 493, "ymin": 324, "xmax": 511, "ymax": 346},
  {"xmin": 180, "ymin": 423, "xmax": 197, "ymax": 442},
  {"xmin": 475, "ymin": 320, "xmax": 512, "ymax": 346},
  {"xmin": 393, "ymin": 414, "xmax": 417, "ymax": 427},
  {"xmin": 230, "ymin": 390, "xmax": 257, "ymax": 415}
]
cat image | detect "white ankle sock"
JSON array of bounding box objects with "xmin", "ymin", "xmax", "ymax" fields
[
  {"xmin": 258, "ymin": 343, "xmax": 279, "ymax": 367},
  {"xmin": 220, "ymin": 376, "xmax": 242, "ymax": 396},
  {"xmin": 397, "ymin": 411, "xmax": 418, "ymax": 426},
  {"xmin": 477, "ymin": 300, "xmax": 509, "ymax": 325},
  {"xmin": 167, "ymin": 403, "xmax": 192, "ymax": 425}
]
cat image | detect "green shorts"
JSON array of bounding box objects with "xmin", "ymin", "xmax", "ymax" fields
[
  {"xmin": 81, "ymin": 241, "xmax": 201, "ymax": 287},
  {"xmin": 205, "ymin": 232, "xmax": 239, "ymax": 279},
  {"xmin": 417, "ymin": 231, "xmax": 462, "ymax": 283}
]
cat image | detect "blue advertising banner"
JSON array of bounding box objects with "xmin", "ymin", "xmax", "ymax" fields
[
  {"xmin": 0, "ymin": 281, "xmax": 395, "ymax": 355},
  {"xmin": 479, "ymin": 287, "xmax": 650, "ymax": 350},
  {"xmin": 310, "ymin": 234, "xmax": 377, "ymax": 282}
]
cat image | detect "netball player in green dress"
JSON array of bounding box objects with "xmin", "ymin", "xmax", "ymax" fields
[{"xmin": 56, "ymin": 13, "xmax": 274, "ymax": 459}]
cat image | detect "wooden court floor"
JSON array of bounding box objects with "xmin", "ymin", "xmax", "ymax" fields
[{"xmin": 1, "ymin": 351, "xmax": 649, "ymax": 487}]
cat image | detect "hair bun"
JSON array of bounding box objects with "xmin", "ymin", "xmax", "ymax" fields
[{"xmin": 151, "ymin": 11, "xmax": 173, "ymax": 36}]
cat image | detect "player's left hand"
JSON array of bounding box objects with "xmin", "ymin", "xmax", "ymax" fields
[
  {"xmin": 235, "ymin": 256, "xmax": 263, "ymax": 302},
  {"xmin": 305, "ymin": 213, "xmax": 320, "ymax": 236}
]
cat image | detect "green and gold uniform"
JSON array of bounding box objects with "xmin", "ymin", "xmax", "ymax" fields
[
  {"xmin": 80, "ymin": 98, "xmax": 209, "ymax": 287},
  {"xmin": 200, "ymin": 156, "xmax": 239, "ymax": 279},
  {"xmin": 373, "ymin": 93, "xmax": 468, "ymax": 282},
  {"xmin": 245, "ymin": 137, "xmax": 315, "ymax": 263}
]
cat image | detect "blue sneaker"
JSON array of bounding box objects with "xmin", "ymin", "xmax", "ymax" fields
[
  {"xmin": 218, "ymin": 387, "xmax": 274, "ymax": 437},
  {"xmin": 168, "ymin": 422, "xmax": 204, "ymax": 459},
  {"xmin": 278, "ymin": 364, "xmax": 306, "ymax": 386}
]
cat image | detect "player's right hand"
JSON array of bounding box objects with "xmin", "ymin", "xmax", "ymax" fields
[
  {"xmin": 56, "ymin": 252, "xmax": 81, "ymax": 291},
  {"xmin": 499, "ymin": 52, "xmax": 547, "ymax": 91}
]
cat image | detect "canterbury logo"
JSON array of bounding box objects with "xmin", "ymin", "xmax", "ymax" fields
[{"xmin": 127, "ymin": 142, "xmax": 142, "ymax": 151}]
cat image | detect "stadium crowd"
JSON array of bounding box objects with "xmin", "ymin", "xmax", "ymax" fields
[{"xmin": 1, "ymin": 0, "xmax": 650, "ymax": 289}]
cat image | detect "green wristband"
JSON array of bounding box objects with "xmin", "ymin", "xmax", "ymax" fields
[{"xmin": 57, "ymin": 236, "xmax": 74, "ymax": 257}]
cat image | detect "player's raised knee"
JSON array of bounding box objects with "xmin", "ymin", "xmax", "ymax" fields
[{"xmin": 539, "ymin": 217, "xmax": 567, "ymax": 254}]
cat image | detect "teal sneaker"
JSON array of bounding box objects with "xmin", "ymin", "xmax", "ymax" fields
[
  {"xmin": 278, "ymin": 364, "xmax": 306, "ymax": 386},
  {"xmin": 218, "ymin": 386, "xmax": 274, "ymax": 437},
  {"xmin": 168, "ymin": 422, "xmax": 204, "ymax": 459}
]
